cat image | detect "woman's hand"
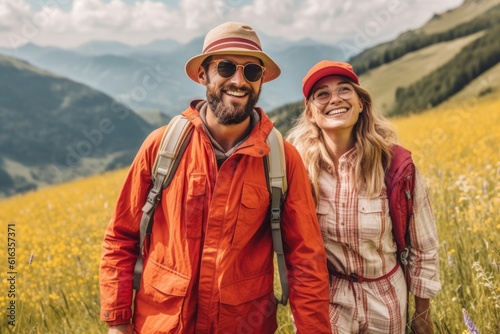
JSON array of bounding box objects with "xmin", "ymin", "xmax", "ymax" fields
[{"xmin": 410, "ymin": 297, "xmax": 433, "ymax": 334}]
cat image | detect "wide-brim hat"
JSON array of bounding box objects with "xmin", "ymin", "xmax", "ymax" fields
[
  {"xmin": 185, "ymin": 22, "xmax": 281, "ymax": 83},
  {"xmin": 302, "ymin": 60, "xmax": 360, "ymax": 98}
]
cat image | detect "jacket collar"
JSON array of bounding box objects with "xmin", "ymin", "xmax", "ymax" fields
[{"xmin": 183, "ymin": 99, "xmax": 275, "ymax": 156}]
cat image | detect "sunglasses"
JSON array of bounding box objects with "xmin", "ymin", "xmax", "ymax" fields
[{"xmin": 209, "ymin": 59, "xmax": 266, "ymax": 82}]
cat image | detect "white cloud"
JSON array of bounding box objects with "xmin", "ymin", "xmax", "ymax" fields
[
  {"xmin": 129, "ymin": 1, "xmax": 180, "ymax": 31},
  {"xmin": 0, "ymin": 0, "xmax": 464, "ymax": 48},
  {"xmin": 0, "ymin": 0, "xmax": 32, "ymax": 32},
  {"xmin": 72, "ymin": 0, "xmax": 130, "ymax": 32},
  {"xmin": 181, "ymin": 0, "xmax": 220, "ymax": 31}
]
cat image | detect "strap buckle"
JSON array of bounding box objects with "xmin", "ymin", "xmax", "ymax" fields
[
  {"xmin": 271, "ymin": 208, "xmax": 281, "ymax": 225},
  {"xmin": 142, "ymin": 188, "xmax": 161, "ymax": 213},
  {"xmin": 400, "ymin": 247, "xmax": 410, "ymax": 266}
]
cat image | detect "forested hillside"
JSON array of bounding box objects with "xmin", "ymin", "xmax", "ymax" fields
[
  {"xmin": 0, "ymin": 55, "xmax": 153, "ymax": 196},
  {"xmin": 390, "ymin": 24, "xmax": 500, "ymax": 115}
]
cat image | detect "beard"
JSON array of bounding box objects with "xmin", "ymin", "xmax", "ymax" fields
[{"xmin": 206, "ymin": 83, "xmax": 260, "ymax": 125}]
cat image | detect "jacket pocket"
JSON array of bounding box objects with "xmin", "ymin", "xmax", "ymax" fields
[
  {"xmin": 219, "ymin": 271, "xmax": 276, "ymax": 333},
  {"xmin": 143, "ymin": 259, "xmax": 190, "ymax": 303},
  {"xmin": 231, "ymin": 182, "xmax": 270, "ymax": 249},
  {"xmin": 358, "ymin": 196, "xmax": 387, "ymax": 241},
  {"xmin": 135, "ymin": 259, "xmax": 190, "ymax": 333},
  {"xmin": 185, "ymin": 173, "xmax": 206, "ymax": 239},
  {"xmin": 142, "ymin": 258, "xmax": 190, "ymax": 301}
]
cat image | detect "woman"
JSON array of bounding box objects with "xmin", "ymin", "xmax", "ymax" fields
[{"xmin": 287, "ymin": 60, "xmax": 441, "ymax": 333}]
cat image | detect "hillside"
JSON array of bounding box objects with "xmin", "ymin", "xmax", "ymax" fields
[
  {"xmin": 418, "ymin": 0, "xmax": 500, "ymax": 34},
  {"xmin": 390, "ymin": 24, "xmax": 500, "ymax": 115},
  {"xmin": 360, "ymin": 32, "xmax": 484, "ymax": 113},
  {"xmin": 0, "ymin": 55, "xmax": 154, "ymax": 196}
]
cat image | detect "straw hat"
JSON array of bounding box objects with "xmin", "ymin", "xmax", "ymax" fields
[
  {"xmin": 185, "ymin": 22, "xmax": 281, "ymax": 83},
  {"xmin": 302, "ymin": 60, "xmax": 360, "ymax": 98}
]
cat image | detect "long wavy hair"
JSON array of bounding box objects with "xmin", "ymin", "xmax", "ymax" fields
[{"xmin": 287, "ymin": 77, "xmax": 398, "ymax": 201}]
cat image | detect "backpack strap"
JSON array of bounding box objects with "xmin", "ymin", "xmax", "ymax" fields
[
  {"xmin": 385, "ymin": 145, "xmax": 415, "ymax": 283},
  {"xmin": 266, "ymin": 127, "xmax": 289, "ymax": 305},
  {"xmin": 133, "ymin": 115, "xmax": 193, "ymax": 290}
]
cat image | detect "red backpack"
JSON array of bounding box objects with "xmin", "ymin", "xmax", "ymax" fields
[{"xmin": 385, "ymin": 145, "xmax": 416, "ymax": 284}]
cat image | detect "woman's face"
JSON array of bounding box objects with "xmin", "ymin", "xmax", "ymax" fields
[{"xmin": 309, "ymin": 75, "xmax": 363, "ymax": 136}]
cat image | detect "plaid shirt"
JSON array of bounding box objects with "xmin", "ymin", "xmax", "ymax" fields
[
  {"xmin": 316, "ymin": 149, "xmax": 441, "ymax": 333},
  {"xmin": 318, "ymin": 148, "xmax": 441, "ymax": 331}
]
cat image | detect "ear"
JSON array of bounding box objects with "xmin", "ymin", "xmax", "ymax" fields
[
  {"xmin": 306, "ymin": 106, "xmax": 316, "ymax": 124},
  {"xmin": 359, "ymin": 102, "xmax": 363, "ymax": 112},
  {"xmin": 198, "ymin": 66, "xmax": 208, "ymax": 85}
]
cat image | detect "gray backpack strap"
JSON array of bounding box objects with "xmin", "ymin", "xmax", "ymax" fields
[
  {"xmin": 266, "ymin": 127, "xmax": 289, "ymax": 305},
  {"xmin": 133, "ymin": 115, "xmax": 193, "ymax": 290}
]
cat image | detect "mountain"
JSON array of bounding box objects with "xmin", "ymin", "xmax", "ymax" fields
[
  {"xmin": 73, "ymin": 38, "xmax": 183, "ymax": 56},
  {"xmin": 73, "ymin": 40, "xmax": 139, "ymax": 56},
  {"xmin": 0, "ymin": 55, "xmax": 154, "ymax": 197},
  {"xmin": 138, "ymin": 38, "xmax": 183, "ymax": 55}
]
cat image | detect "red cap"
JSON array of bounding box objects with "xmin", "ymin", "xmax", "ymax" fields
[{"xmin": 302, "ymin": 60, "xmax": 359, "ymax": 98}]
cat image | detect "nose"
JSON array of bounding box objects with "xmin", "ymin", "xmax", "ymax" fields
[
  {"xmin": 329, "ymin": 91, "xmax": 342, "ymax": 104},
  {"xmin": 229, "ymin": 65, "xmax": 246, "ymax": 84}
]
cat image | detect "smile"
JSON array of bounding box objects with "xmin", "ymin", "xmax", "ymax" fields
[
  {"xmin": 325, "ymin": 107, "xmax": 348, "ymax": 116},
  {"xmin": 225, "ymin": 90, "xmax": 248, "ymax": 97}
]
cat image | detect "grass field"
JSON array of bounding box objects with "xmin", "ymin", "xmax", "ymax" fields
[{"xmin": 0, "ymin": 95, "xmax": 498, "ymax": 333}]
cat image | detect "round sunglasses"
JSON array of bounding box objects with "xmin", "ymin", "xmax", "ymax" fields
[{"xmin": 209, "ymin": 59, "xmax": 266, "ymax": 82}]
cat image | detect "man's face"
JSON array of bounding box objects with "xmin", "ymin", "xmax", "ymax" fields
[{"xmin": 201, "ymin": 55, "xmax": 263, "ymax": 125}]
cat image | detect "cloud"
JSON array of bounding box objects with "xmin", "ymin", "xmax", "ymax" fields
[
  {"xmin": 0, "ymin": 0, "xmax": 464, "ymax": 48},
  {"xmin": 233, "ymin": 0, "xmax": 463, "ymax": 45},
  {"xmin": 0, "ymin": 0, "xmax": 32, "ymax": 32},
  {"xmin": 72, "ymin": 0, "xmax": 130, "ymax": 32}
]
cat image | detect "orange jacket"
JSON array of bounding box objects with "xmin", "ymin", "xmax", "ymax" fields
[{"xmin": 100, "ymin": 101, "xmax": 331, "ymax": 333}]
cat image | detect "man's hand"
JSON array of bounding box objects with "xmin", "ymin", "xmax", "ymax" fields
[
  {"xmin": 108, "ymin": 324, "xmax": 134, "ymax": 334},
  {"xmin": 410, "ymin": 297, "xmax": 433, "ymax": 334}
]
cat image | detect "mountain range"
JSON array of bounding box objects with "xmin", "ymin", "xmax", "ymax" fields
[
  {"xmin": 0, "ymin": 0, "xmax": 498, "ymax": 197},
  {"xmin": 0, "ymin": 35, "xmax": 345, "ymax": 115}
]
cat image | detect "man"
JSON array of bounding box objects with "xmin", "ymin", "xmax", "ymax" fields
[{"xmin": 99, "ymin": 21, "xmax": 331, "ymax": 334}]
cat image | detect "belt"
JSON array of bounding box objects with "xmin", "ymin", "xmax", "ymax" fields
[{"xmin": 328, "ymin": 262, "xmax": 399, "ymax": 283}]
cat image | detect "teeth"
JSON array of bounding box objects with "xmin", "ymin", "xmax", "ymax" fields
[
  {"xmin": 326, "ymin": 108, "xmax": 347, "ymax": 116},
  {"xmin": 227, "ymin": 90, "xmax": 246, "ymax": 97}
]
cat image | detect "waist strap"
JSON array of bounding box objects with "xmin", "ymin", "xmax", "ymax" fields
[{"xmin": 328, "ymin": 262, "xmax": 399, "ymax": 283}]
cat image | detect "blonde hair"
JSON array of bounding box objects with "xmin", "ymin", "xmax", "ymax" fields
[{"xmin": 287, "ymin": 79, "xmax": 398, "ymax": 201}]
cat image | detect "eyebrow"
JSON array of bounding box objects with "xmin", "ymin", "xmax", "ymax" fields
[{"xmin": 314, "ymin": 81, "xmax": 351, "ymax": 91}]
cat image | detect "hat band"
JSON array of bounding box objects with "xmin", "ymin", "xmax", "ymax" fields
[{"xmin": 203, "ymin": 37, "xmax": 262, "ymax": 53}]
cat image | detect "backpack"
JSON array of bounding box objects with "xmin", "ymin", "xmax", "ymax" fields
[
  {"xmin": 385, "ymin": 144, "xmax": 416, "ymax": 285},
  {"xmin": 133, "ymin": 115, "xmax": 290, "ymax": 305}
]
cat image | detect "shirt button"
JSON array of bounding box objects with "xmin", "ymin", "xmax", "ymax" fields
[
  {"xmin": 259, "ymin": 149, "xmax": 263, "ymax": 154},
  {"xmin": 104, "ymin": 312, "xmax": 109, "ymax": 318}
]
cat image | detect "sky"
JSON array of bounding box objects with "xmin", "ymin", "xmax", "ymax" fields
[{"xmin": 0, "ymin": 0, "xmax": 464, "ymax": 50}]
